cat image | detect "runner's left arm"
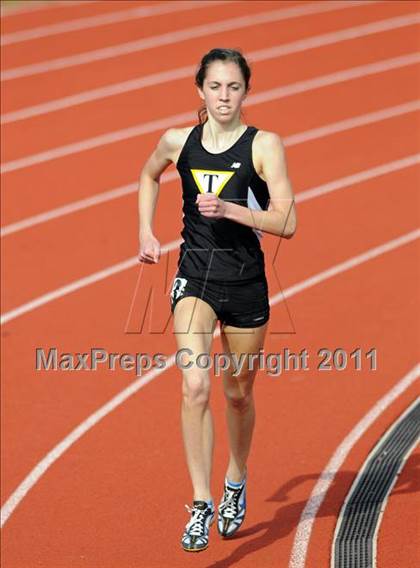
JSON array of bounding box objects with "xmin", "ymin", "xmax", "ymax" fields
[{"xmin": 198, "ymin": 132, "xmax": 297, "ymax": 238}]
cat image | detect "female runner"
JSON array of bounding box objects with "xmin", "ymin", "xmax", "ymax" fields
[{"xmin": 138, "ymin": 48, "xmax": 296, "ymax": 552}]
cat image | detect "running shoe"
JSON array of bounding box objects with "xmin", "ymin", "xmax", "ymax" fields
[
  {"xmin": 217, "ymin": 468, "xmax": 247, "ymax": 538},
  {"xmin": 181, "ymin": 500, "xmax": 215, "ymax": 552}
]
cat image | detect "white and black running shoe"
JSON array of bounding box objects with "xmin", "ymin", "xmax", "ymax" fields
[
  {"xmin": 217, "ymin": 469, "xmax": 247, "ymax": 538},
  {"xmin": 181, "ymin": 500, "xmax": 215, "ymax": 552}
]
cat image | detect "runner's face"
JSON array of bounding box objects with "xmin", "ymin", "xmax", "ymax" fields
[{"xmin": 198, "ymin": 61, "xmax": 247, "ymax": 122}]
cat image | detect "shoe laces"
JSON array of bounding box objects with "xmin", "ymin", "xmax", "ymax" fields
[
  {"xmin": 219, "ymin": 486, "xmax": 242, "ymax": 519},
  {"xmin": 184, "ymin": 503, "xmax": 211, "ymax": 536}
]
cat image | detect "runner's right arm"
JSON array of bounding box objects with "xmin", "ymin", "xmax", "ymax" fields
[{"xmin": 138, "ymin": 129, "xmax": 181, "ymax": 264}]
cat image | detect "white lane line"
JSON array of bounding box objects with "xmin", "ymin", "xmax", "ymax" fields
[
  {"xmin": 2, "ymin": 53, "xmax": 419, "ymax": 175},
  {"xmin": 2, "ymin": 12, "xmax": 417, "ymax": 124},
  {"xmin": 1, "ymin": 1, "xmax": 232, "ymax": 46},
  {"xmin": 288, "ymin": 363, "xmax": 420, "ymax": 568},
  {"xmin": 1, "ymin": 110, "xmax": 196, "ymax": 174},
  {"xmin": 0, "ymin": 1, "xmax": 379, "ymax": 81},
  {"xmin": 1, "ymin": 111, "xmax": 418, "ymax": 238},
  {"xmin": 283, "ymin": 100, "xmax": 420, "ymax": 146},
  {"xmin": 0, "ymin": 1, "xmax": 97, "ymax": 17},
  {"xmin": 1, "ymin": 154, "xmax": 418, "ymax": 323},
  {"xmin": 247, "ymin": 55, "xmax": 420, "ymax": 108},
  {"xmin": 0, "ymin": 171, "xmax": 174, "ymax": 237},
  {"xmin": 295, "ymin": 154, "xmax": 420, "ymax": 203},
  {"xmin": 1, "ymin": 231, "xmax": 418, "ymax": 528},
  {"xmin": 0, "ymin": 241, "xmax": 179, "ymax": 326},
  {"xmin": 276, "ymin": 229, "xmax": 420, "ymax": 304}
]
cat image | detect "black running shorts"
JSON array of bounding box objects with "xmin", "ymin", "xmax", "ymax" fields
[{"xmin": 169, "ymin": 271, "xmax": 270, "ymax": 328}]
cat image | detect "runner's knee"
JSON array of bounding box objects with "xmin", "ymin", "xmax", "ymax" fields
[
  {"xmin": 182, "ymin": 371, "xmax": 210, "ymax": 407},
  {"xmin": 224, "ymin": 387, "xmax": 253, "ymax": 410},
  {"xmin": 223, "ymin": 373, "xmax": 254, "ymax": 410}
]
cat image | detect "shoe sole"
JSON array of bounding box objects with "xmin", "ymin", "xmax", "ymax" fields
[{"xmin": 182, "ymin": 544, "xmax": 208, "ymax": 552}]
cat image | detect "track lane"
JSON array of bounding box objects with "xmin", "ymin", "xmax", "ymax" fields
[
  {"xmin": 2, "ymin": 0, "xmax": 414, "ymax": 111},
  {"xmin": 1, "ymin": 0, "xmax": 281, "ymax": 68},
  {"xmin": 2, "ymin": 23, "xmax": 419, "ymax": 159},
  {"xmin": 1, "ymin": 1, "xmax": 236, "ymax": 47},
  {"xmin": 1, "ymin": 61, "xmax": 418, "ymax": 234},
  {"xmin": 3, "ymin": 54, "xmax": 420, "ymax": 171},
  {"xmin": 0, "ymin": 1, "xmax": 162, "ymax": 33},
  {"xmin": 4, "ymin": 153, "xmax": 416, "ymax": 238},
  {"xmin": 3, "ymin": 12, "xmax": 418, "ymax": 126},
  {"xmin": 2, "ymin": 58, "xmax": 419, "ymax": 224}
]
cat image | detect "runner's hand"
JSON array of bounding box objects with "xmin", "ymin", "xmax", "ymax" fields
[
  {"xmin": 138, "ymin": 234, "xmax": 161, "ymax": 264},
  {"xmin": 196, "ymin": 193, "xmax": 226, "ymax": 219}
]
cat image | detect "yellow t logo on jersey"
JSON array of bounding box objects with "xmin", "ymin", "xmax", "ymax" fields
[{"xmin": 191, "ymin": 169, "xmax": 235, "ymax": 196}]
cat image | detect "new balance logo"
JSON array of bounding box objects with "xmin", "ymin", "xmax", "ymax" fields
[{"xmin": 231, "ymin": 162, "xmax": 241, "ymax": 169}]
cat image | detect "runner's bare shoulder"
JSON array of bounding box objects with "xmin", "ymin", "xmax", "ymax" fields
[
  {"xmin": 252, "ymin": 130, "xmax": 285, "ymax": 177},
  {"xmin": 160, "ymin": 126, "xmax": 196, "ymax": 164}
]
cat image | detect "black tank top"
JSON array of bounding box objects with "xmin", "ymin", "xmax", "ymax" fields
[{"xmin": 176, "ymin": 123, "xmax": 270, "ymax": 282}]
